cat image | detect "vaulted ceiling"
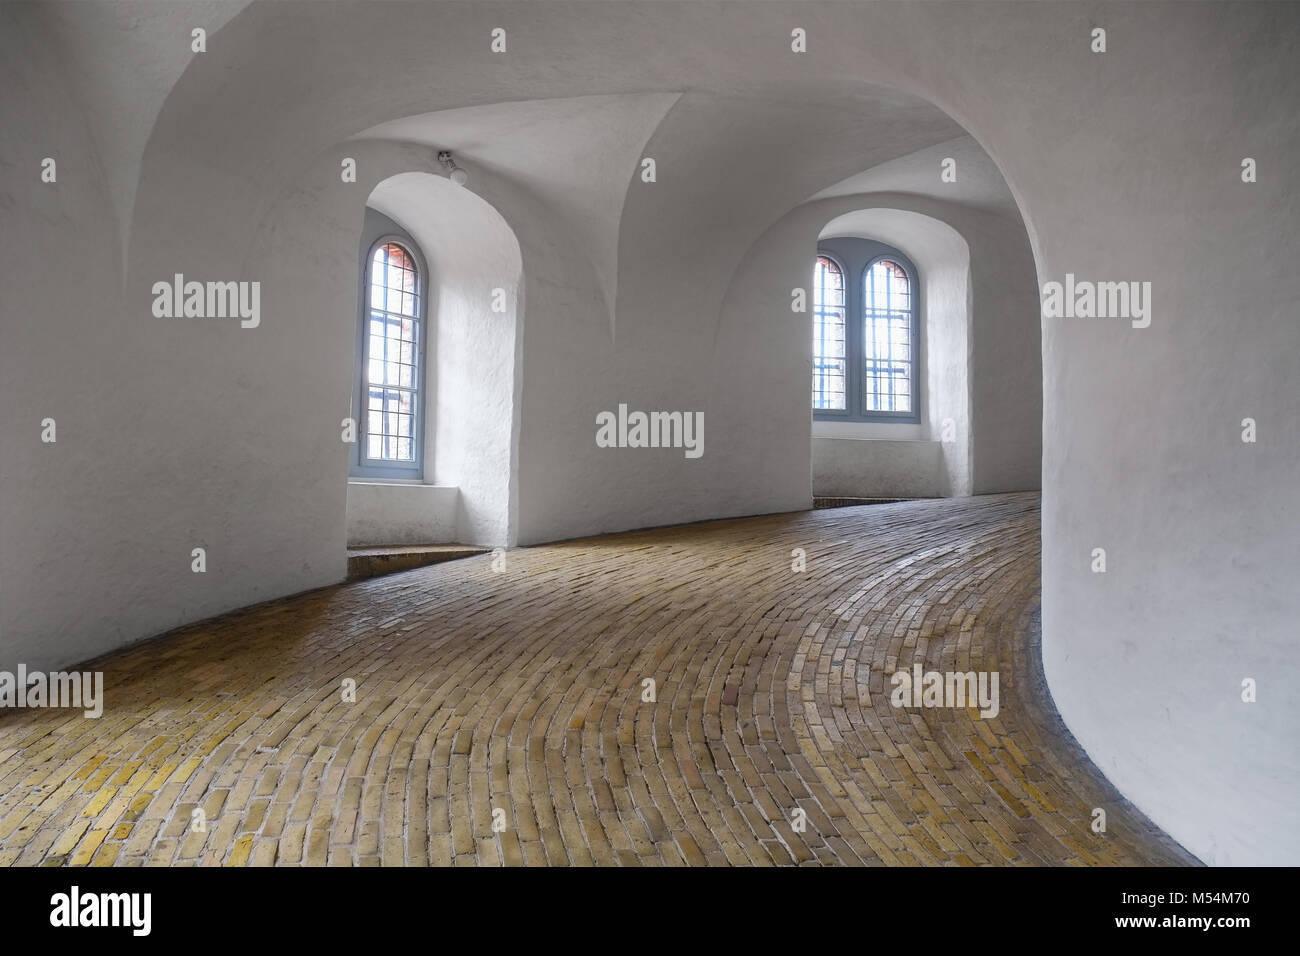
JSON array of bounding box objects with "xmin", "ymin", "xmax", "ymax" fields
[{"xmin": 26, "ymin": 0, "xmax": 1020, "ymax": 284}]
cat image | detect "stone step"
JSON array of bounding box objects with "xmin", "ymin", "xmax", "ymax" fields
[
  {"xmin": 346, "ymin": 544, "xmax": 491, "ymax": 581},
  {"xmin": 813, "ymin": 496, "xmax": 928, "ymax": 509}
]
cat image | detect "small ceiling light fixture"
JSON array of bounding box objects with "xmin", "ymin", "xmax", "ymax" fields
[{"xmin": 438, "ymin": 150, "xmax": 468, "ymax": 186}]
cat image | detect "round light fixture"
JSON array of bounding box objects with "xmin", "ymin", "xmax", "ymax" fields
[{"xmin": 438, "ymin": 150, "xmax": 468, "ymax": 187}]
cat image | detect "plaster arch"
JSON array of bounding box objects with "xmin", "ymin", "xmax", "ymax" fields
[
  {"xmin": 818, "ymin": 203, "xmax": 1043, "ymax": 498},
  {"xmin": 715, "ymin": 192, "xmax": 1041, "ymax": 506},
  {"xmin": 818, "ymin": 209, "xmax": 975, "ymax": 499}
]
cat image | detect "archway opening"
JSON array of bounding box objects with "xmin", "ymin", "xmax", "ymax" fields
[
  {"xmin": 344, "ymin": 171, "xmax": 523, "ymax": 570},
  {"xmin": 812, "ymin": 209, "xmax": 974, "ymax": 501}
]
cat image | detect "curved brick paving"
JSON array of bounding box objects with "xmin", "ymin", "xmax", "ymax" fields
[{"xmin": 0, "ymin": 493, "xmax": 1197, "ymax": 866}]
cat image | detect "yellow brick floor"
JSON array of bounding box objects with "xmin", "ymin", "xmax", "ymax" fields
[{"xmin": 0, "ymin": 493, "xmax": 1197, "ymax": 865}]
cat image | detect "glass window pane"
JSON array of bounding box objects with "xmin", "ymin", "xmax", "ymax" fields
[
  {"xmin": 361, "ymin": 243, "xmax": 423, "ymax": 464},
  {"xmin": 812, "ymin": 256, "xmax": 847, "ymax": 410},
  {"xmin": 862, "ymin": 259, "xmax": 914, "ymax": 416}
]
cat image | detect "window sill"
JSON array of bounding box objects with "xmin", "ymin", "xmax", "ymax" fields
[
  {"xmin": 813, "ymin": 419, "xmax": 927, "ymax": 441},
  {"xmin": 348, "ymin": 478, "xmax": 451, "ymax": 487},
  {"xmin": 815, "ymin": 436, "xmax": 939, "ymax": 443}
]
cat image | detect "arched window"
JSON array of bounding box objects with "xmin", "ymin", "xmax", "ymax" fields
[
  {"xmin": 812, "ymin": 255, "xmax": 846, "ymax": 410},
  {"xmin": 862, "ymin": 258, "xmax": 914, "ymax": 415},
  {"xmin": 356, "ymin": 239, "xmax": 425, "ymax": 477},
  {"xmin": 811, "ymin": 242, "xmax": 919, "ymax": 423}
]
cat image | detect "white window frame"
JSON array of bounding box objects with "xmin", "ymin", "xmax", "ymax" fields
[{"xmin": 353, "ymin": 236, "xmax": 427, "ymax": 479}]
